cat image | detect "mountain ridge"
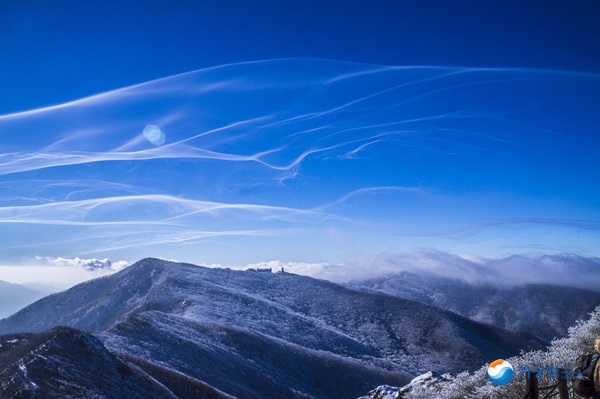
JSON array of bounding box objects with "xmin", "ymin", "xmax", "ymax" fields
[{"xmin": 0, "ymin": 258, "xmax": 546, "ymax": 398}]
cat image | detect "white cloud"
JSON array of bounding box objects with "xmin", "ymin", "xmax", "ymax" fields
[
  {"xmin": 36, "ymin": 256, "xmax": 130, "ymax": 271},
  {"xmin": 23, "ymin": 251, "xmax": 600, "ymax": 291},
  {"xmin": 242, "ymin": 252, "xmax": 600, "ymax": 291},
  {"xmin": 345, "ymin": 251, "xmax": 600, "ymax": 290}
]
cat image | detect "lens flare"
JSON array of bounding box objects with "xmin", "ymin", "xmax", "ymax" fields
[{"xmin": 143, "ymin": 124, "xmax": 165, "ymax": 146}]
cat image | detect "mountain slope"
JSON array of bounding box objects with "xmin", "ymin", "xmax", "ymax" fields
[
  {"xmin": 358, "ymin": 305, "xmax": 600, "ymax": 398},
  {"xmin": 348, "ymin": 271, "xmax": 600, "ymax": 342},
  {"xmin": 0, "ymin": 259, "xmax": 546, "ymax": 398},
  {"xmin": 0, "ymin": 326, "xmax": 232, "ymax": 399},
  {"xmin": 104, "ymin": 310, "xmax": 407, "ymax": 398}
]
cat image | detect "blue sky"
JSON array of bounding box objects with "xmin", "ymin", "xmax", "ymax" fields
[{"xmin": 0, "ymin": 1, "xmax": 599, "ymax": 280}]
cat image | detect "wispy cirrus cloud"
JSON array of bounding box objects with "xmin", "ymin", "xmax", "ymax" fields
[{"xmin": 0, "ymin": 59, "xmax": 598, "ymax": 266}]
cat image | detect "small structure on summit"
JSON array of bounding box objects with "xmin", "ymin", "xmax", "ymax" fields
[{"xmin": 244, "ymin": 267, "xmax": 272, "ymax": 273}]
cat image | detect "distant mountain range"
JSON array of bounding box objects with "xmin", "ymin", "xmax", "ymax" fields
[
  {"xmin": 0, "ymin": 258, "xmax": 545, "ymax": 398},
  {"xmin": 347, "ymin": 271, "xmax": 600, "ymax": 342},
  {"xmin": 0, "ymin": 280, "xmax": 51, "ymax": 319}
]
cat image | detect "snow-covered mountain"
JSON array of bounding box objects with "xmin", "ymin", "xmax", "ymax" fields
[
  {"xmin": 348, "ymin": 271, "xmax": 600, "ymax": 342},
  {"xmin": 0, "ymin": 258, "xmax": 545, "ymax": 398},
  {"xmin": 0, "ymin": 280, "xmax": 48, "ymax": 319}
]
